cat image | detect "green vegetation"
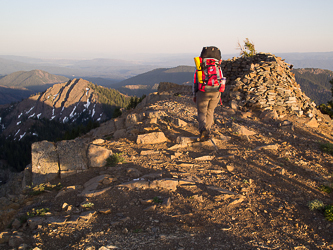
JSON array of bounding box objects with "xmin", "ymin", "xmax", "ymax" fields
[
  {"xmin": 318, "ymin": 79, "xmax": 333, "ymax": 117},
  {"xmin": 237, "ymin": 38, "xmax": 256, "ymax": 57},
  {"xmin": 308, "ymin": 191, "xmax": 333, "ymax": 222},
  {"xmin": 81, "ymin": 202, "xmax": 94, "ymax": 208},
  {"xmin": 90, "ymin": 83, "xmax": 130, "ymax": 109},
  {"xmin": 293, "ymin": 69, "xmax": 332, "ymax": 105},
  {"xmin": 308, "ymin": 199, "xmax": 325, "ymax": 211},
  {"xmin": 27, "ymin": 207, "xmax": 50, "ymax": 217},
  {"xmin": 319, "ymin": 184, "xmax": 332, "ymax": 194},
  {"xmin": 320, "ymin": 142, "xmax": 333, "ymax": 156},
  {"xmin": 324, "ymin": 205, "xmax": 333, "ymax": 222},
  {"xmin": 126, "ymin": 95, "xmax": 146, "ymax": 110},
  {"xmin": 18, "ymin": 207, "xmax": 50, "ymax": 224},
  {"xmin": 153, "ymin": 196, "xmax": 163, "ymax": 204},
  {"xmin": 28, "ymin": 182, "xmax": 62, "ymax": 196},
  {"xmin": 62, "ymin": 120, "xmax": 100, "ymax": 140},
  {"xmin": 106, "ymin": 153, "xmax": 126, "ymax": 166}
]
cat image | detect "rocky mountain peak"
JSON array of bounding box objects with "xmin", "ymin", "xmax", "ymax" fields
[{"xmin": 0, "ymin": 78, "xmax": 128, "ymax": 140}]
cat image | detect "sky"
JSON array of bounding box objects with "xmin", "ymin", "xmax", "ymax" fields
[{"xmin": 0, "ymin": 0, "xmax": 332, "ymax": 60}]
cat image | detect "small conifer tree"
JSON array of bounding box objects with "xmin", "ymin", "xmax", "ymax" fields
[
  {"xmin": 237, "ymin": 38, "xmax": 256, "ymax": 57},
  {"xmin": 319, "ymin": 78, "xmax": 333, "ymax": 118}
]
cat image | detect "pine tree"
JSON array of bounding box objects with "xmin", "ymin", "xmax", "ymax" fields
[{"xmin": 238, "ymin": 38, "xmax": 256, "ymax": 57}]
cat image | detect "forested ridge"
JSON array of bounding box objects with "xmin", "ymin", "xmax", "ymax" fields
[{"xmin": 292, "ymin": 68, "xmax": 333, "ymax": 105}]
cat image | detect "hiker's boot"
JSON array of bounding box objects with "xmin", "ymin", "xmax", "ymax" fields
[
  {"xmin": 199, "ymin": 130, "xmax": 209, "ymax": 142},
  {"xmin": 207, "ymin": 130, "xmax": 213, "ymax": 139}
]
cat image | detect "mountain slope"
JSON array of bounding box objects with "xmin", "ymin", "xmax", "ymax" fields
[
  {"xmin": 0, "ymin": 78, "xmax": 130, "ymax": 140},
  {"xmin": 0, "ymin": 86, "xmax": 32, "ymax": 105},
  {"xmin": 0, "ymin": 69, "xmax": 69, "ymax": 88},
  {"xmin": 292, "ymin": 68, "xmax": 333, "ymax": 105},
  {"xmin": 114, "ymin": 65, "xmax": 195, "ymax": 96}
]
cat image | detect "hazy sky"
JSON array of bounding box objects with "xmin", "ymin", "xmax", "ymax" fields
[{"xmin": 1, "ymin": 0, "xmax": 332, "ymax": 59}]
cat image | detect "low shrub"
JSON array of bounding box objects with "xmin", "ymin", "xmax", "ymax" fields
[
  {"xmin": 106, "ymin": 153, "xmax": 125, "ymax": 166},
  {"xmin": 308, "ymin": 199, "xmax": 325, "ymax": 211},
  {"xmin": 324, "ymin": 205, "xmax": 333, "ymax": 222}
]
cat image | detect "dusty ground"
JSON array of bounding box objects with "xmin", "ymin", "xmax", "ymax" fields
[{"xmin": 1, "ymin": 94, "xmax": 333, "ymax": 250}]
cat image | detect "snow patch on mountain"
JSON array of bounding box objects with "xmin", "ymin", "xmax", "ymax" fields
[
  {"xmin": 26, "ymin": 106, "xmax": 34, "ymax": 114},
  {"xmin": 19, "ymin": 132, "xmax": 26, "ymax": 141}
]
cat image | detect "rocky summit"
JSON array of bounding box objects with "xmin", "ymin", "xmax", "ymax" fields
[{"xmin": 0, "ymin": 53, "xmax": 333, "ymax": 250}]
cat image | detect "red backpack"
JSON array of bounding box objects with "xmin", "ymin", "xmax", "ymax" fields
[{"xmin": 194, "ymin": 57, "xmax": 226, "ymax": 93}]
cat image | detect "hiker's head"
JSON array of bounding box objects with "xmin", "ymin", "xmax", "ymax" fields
[{"xmin": 200, "ymin": 46, "xmax": 221, "ymax": 60}]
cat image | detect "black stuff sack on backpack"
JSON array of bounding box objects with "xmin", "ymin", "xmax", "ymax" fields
[{"xmin": 200, "ymin": 46, "xmax": 221, "ymax": 60}]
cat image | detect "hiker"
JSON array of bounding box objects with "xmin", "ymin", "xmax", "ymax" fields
[{"xmin": 193, "ymin": 46, "xmax": 226, "ymax": 141}]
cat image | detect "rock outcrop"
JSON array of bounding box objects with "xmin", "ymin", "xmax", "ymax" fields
[
  {"xmin": 221, "ymin": 53, "xmax": 318, "ymax": 118},
  {"xmin": 30, "ymin": 138, "xmax": 112, "ymax": 186}
]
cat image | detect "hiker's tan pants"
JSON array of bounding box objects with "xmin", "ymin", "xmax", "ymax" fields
[{"xmin": 196, "ymin": 91, "xmax": 220, "ymax": 133}]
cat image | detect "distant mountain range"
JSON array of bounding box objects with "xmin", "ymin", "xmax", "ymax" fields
[
  {"xmin": 1, "ymin": 51, "xmax": 333, "ymax": 82},
  {"xmin": 0, "ymin": 51, "xmax": 332, "ymax": 106},
  {"xmin": 0, "ymin": 55, "xmax": 157, "ymax": 82},
  {"xmin": 1, "ymin": 66, "xmax": 332, "ymax": 108}
]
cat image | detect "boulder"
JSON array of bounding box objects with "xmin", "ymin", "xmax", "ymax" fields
[
  {"xmin": 88, "ymin": 144, "xmax": 112, "ymax": 168},
  {"xmin": 173, "ymin": 118, "xmax": 187, "ymax": 127},
  {"xmin": 232, "ymin": 123, "xmax": 256, "ymax": 136},
  {"xmin": 88, "ymin": 119, "xmax": 115, "ymax": 138},
  {"xmin": 57, "ymin": 138, "xmax": 89, "ymax": 175},
  {"xmin": 8, "ymin": 235, "xmax": 24, "ymax": 248},
  {"xmin": 31, "ymin": 141, "xmax": 59, "ymax": 186},
  {"xmin": 113, "ymin": 129, "xmax": 127, "ymax": 139},
  {"xmin": 305, "ymin": 117, "xmax": 319, "ymax": 128},
  {"xmin": 0, "ymin": 231, "xmax": 10, "ymax": 244},
  {"xmin": 125, "ymin": 113, "xmax": 143, "ymax": 128},
  {"xmin": 136, "ymin": 132, "xmax": 168, "ymax": 144},
  {"xmin": 114, "ymin": 118, "xmax": 125, "ymax": 130}
]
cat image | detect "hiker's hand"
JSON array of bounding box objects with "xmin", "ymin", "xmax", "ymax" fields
[{"xmin": 193, "ymin": 96, "xmax": 196, "ymax": 103}]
